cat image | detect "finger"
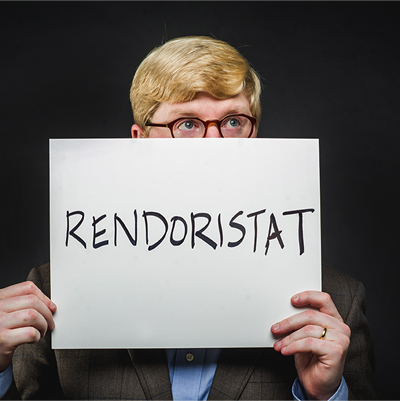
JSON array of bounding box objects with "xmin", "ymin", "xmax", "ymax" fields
[
  {"xmin": 278, "ymin": 336, "xmax": 349, "ymax": 361},
  {"xmin": 291, "ymin": 291, "xmax": 342, "ymax": 321},
  {"xmin": 271, "ymin": 309, "xmax": 350, "ymax": 337},
  {"xmin": 0, "ymin": 326, "xmax": 42, "ymax": 349},
  {"xmin": 0, "ymin": 281, "xmax": 56, "ymax": 313},
  {"xmin": 0, "ymin": 325, "xmax": 43, "ymax": 372},
  {"xmin": 274, "ymin": 325, "xmax": 347, "ymax": 352},
  {"xmin": 0, "ymin": 294, "xmax": 55, "ymax": 330},
  {"xmin": 274, "ymin": 325, "xmax": 329, "ymax": 350},
  {"xmin": 1, "ymin": 309, "xmax": 48, "ymax": 339}
]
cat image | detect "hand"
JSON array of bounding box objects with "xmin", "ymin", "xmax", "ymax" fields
[
  {"xmin": 0, "ymin": 281, "xmax": 57, "ymax": 372},
  {"xmin": 271, "ymin": 291, "xmax": 351, "ymax": 400}
]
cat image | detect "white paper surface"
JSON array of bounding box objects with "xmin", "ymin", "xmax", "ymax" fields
[{"xmin": 50, "ymin": 138, "xmax": 321, "ymax": 349}]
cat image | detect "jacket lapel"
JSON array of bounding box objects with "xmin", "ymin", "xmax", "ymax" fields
[
  {"xmin": 207, "ymin": 349, "xmax": 256, "ymax": 400},
  {"xmin": 127, "ymin": 349, "xmax": 173, "ymax": 400}
]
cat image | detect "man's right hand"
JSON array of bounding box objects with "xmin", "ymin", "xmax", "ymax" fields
[{"xmin": 0, "ymin": 281, "xmax": 56, "ymax": 372}]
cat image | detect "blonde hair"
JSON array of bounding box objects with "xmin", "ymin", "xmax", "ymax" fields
[{"xmin": 130, "ymin": 36, "xmax": 262, "ymax": 136}]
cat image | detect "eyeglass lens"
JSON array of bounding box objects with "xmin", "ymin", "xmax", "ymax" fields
[{"xmin": 173, "ymin": 116, "xmax": 252, "ymax": 138}]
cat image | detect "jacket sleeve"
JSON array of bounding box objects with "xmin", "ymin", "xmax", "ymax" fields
[
  {"xmin": 322, "ymin": 265, "xmax": 376, "ymax": 400},
  {"xmin": 9, "ymin": 264, "xmax": 65, "ymax": 400}
]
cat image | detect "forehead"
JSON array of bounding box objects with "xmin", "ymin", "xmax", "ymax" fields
[{"xmin": 152, "ymin": 91, "xmax": 251, "ymax": 122}]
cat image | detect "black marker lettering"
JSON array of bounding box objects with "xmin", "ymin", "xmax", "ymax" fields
[
  {"xmin": 66, "ymin": 210, "xmax": 87, "ymax": 249},
  {"xmin": 170, "ymin": 216, "xmax": 188, "ymax": 246},
  {"xmin": 114, "ymin": 211, "xmax": 137, "ymax": 246},
  {"xmin": 142, "ymin": 211, "xmax": 168, "ymax": 251},
  {"xmin": 227, "ymin": 211, "xmax": 246, "ymax": 248},
  {"xmin": 191, "ymin": 212, "xmax": 217, "ymax": 250},
  {"xmin": 247, "ymin": 209, "xmax": 266, "ymax": 252},
  {"xmin": 265, "ymin": 213, "xmax": 284, "ymax": 256},
  {"xmin": 218, "ymin": 213, "xmax": 223, "ymax": 247},
  {"xmin": 92, "ymin": 214, "xmax": 108, "ymax": 249},
  {"xmin": 283, "ymin": 208, "xmax": 315, "ymax": 255}
]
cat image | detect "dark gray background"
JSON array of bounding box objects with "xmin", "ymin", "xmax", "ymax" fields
[{"xmin": 1, "ymin": 2, "xmax": 399, "ymax": 399}]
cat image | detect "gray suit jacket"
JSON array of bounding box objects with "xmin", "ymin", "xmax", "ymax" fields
[{"xmin": 4, "ymin": 263, "xmax": 376, "ymax": 400}]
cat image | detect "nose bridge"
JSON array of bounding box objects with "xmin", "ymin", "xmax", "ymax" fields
[{"xmin": 204, "ymin": 120, "xmax": 221, "ymax": 138}]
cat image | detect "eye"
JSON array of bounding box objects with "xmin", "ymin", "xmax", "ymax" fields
[
  {"xmin": 176, "ymin": 119, "xmax": 200, "ymax": 131},
  {"xmin": 222, "ymin": 116, "xmax": 243, "ymax": 129},
  {"xmin": 173, "ymin": 118, "xmax": 203, "ymax": 138},
  {"xmin": 226, "ymin": 118, "xmax": 240, "ymax": 128}
]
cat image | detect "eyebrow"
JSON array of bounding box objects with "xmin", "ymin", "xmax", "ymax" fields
[{"xmin": 165, "ymin": 107, "xmax": 250, "ymax": 121}]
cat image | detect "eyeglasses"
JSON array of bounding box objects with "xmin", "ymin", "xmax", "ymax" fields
[{"xmin": 146, "ymin": 114, "xmax": 256, "ymax": 138}]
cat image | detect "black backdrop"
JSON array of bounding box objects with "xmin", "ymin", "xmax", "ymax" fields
[{"xmin": 1, "ymin": 2, "xmax": 399, "ymax": 399}]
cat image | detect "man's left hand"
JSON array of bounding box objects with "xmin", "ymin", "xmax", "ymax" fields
[{"xmin": 271, "ymin": 291, "xmax": 351, "ymax": 400}]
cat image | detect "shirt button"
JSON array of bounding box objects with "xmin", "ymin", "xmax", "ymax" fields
[{"xmin": 186, "ymin": 352, "xmax": 194, "ymax": 362}]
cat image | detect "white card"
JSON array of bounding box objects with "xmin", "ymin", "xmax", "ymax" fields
[{"xmin": 50, "ymin": 138, "xmax": 321, "ymax": 349}]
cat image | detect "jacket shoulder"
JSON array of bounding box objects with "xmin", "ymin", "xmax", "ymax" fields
[
  {"xmin": 26, "ymin": 263, "xmax": 50, "ymax": 298},
  {"xmin": 322, "ymin": 263, "xmax": 367, "ymax": 318}
]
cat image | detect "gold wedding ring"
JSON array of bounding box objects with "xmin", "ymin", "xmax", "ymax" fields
[{"xmin": 320, "ymin": 327, "xmax": 327, "ymax": 340}]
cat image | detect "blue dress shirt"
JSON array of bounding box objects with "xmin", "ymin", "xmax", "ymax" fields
[
  {"xmin": 166, "ymin": 349, "xmax": 221, "ymax": 400},
  {"xmin": 0, "ymin": 363, "xmax": 13, "ymax": 398},
  {"xmin": 293, "ymin": 376, "xmax": 348, "ymax": 401}
]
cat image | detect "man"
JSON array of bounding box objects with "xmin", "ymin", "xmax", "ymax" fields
[{"xmin": 0, "ymin": 36, "xmax": 375, "ymax": 400}]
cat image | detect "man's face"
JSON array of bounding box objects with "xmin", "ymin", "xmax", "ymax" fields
[{"xmin": 131, "ymin": 90, "xmax": 258, "ymax": 138}]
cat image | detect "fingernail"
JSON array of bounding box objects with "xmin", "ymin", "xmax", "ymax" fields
[
  {"xmin": 275, "ymin": 341, "xmax": 281, "ymax": 349},
  {"xmin": 292, "ymin": 295, "xmax": 299, "ymax": 302},
  {"xmin": 272, "ymin": 324, "xmax": 279, "ymax": 332}
]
